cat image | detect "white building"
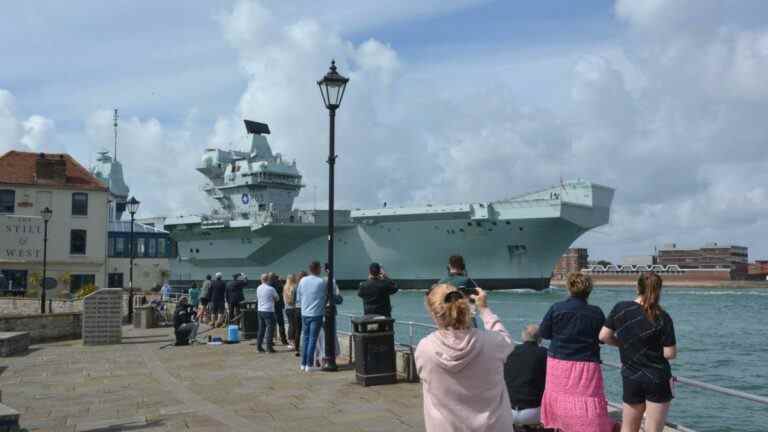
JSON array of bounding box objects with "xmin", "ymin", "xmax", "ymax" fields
[
  {"xmin": 90, "ymin": 151, "xmax": 174, "ymax": 292},
  {"xmin": 0, "ymin": 151, "xmax": 109, "ymax": 296}
]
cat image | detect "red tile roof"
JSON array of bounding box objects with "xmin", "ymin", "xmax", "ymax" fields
[{"xmin": 0, "ymin": 151, "xmax": 108, "ymax": 191}]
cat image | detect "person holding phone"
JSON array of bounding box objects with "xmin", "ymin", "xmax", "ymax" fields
[
  {"xmin": 358, "ymin": 262, "xmax": 399, "ymax": 317},
  {"xmin": 415, "ymin": 285, "xmax": 515, "ymax": 431}
]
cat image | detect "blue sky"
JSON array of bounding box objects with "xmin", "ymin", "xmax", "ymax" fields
[{"xmin": 1, "ymin": 1, "xmax": 767, "ymax": 262}]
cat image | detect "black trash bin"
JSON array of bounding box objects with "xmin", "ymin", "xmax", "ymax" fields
[
  {"xmin": 352, "ymin": 316, "xmax": 396, "ymax": 386},
  {"xmin": 240, "ymin": 302, "xmax": 259, "ymax": 339}
]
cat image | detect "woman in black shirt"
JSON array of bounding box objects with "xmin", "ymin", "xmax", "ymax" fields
[{"xmin": 600, "ymin": 272, "xmax": 677, "ymax": 432}]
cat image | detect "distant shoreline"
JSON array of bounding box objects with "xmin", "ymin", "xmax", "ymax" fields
[{"xmin": 550, "ymin": 280, "xmax": 768, "ymax": 289}]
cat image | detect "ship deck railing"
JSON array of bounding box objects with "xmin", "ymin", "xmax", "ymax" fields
[{"xmin": 337, "ymin": 312, "xmax": 768, "ymax": 432}]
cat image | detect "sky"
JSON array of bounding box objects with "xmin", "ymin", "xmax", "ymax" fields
[{"xmin": 1, "ymin": 0, "xmax": 767, "ymax": 263}]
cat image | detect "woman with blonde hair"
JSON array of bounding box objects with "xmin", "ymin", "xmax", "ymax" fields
[
  {"xmin": 539, "ymin": 272, "xmax": 615, "ymax": 431},
  {"xmin": 600, "ymin": 272, "xmax": 677, "ymax": 432},
  {"xmin": 282, "ymin": 274, "xmax": 300, "ymax": 354},
  {"xmin": 414, "ymin": 284, "xmax": 515, "ymax": 431}
]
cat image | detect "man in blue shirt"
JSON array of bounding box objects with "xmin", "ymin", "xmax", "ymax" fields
[{"xmin": 296, "ymin": 261, "xmax": 327, "ymax": 371}]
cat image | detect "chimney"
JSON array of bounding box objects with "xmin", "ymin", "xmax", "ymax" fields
[{"xmin": 36, "ymin": 153, "xmax": 67, "ymax": 184}]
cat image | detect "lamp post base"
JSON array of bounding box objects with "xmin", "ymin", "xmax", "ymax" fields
[{"xmin": 322, "ymin": 304, "xmax": 338, "ymax": 372}]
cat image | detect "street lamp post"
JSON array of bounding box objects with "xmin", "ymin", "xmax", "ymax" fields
[
  {"xmin": 126, "ymin": 196, "xmax": 140, "ymax": 323},
  {"xmin": 317, "ymin": 60, "xmax": 349, "ymax": 372},
  {"xmin": 40, "ymin": 207, "xmax": 52, "ymax": 315}
]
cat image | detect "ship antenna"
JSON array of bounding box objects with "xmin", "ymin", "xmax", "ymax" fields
[{"xmin": 113, "ymin": 108, "xmax": 119, "ymax": 161}]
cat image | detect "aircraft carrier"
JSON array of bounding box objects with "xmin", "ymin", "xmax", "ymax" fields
[{"xmin": 165, "ymin": 120, "xmax": 614, "ymax": 290}]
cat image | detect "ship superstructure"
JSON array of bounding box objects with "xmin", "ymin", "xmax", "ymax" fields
[{"xmin": 165, "ymin": 120, "xmax": 614, "ymax": 290}]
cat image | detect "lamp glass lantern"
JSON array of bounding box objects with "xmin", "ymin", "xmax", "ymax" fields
[
  {"xmin": 317, "ymin": 60, "xmax": 349, "ymax": 109},
  {"xmin": 41, "ymin": 206, "xmax": 53, "ymax": 221},
  {"xmin": 127, "ymin": 196, "xmax": 140, "ymax": 215}
]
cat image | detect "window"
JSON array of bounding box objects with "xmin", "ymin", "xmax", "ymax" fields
[
  {"xmin": 115, "ymin": 237, "xmax": 125, "ymax": 257},
  {"xmin": 158, "ymin": 238, "xmax": 166, "ymax": 257},
  {"xmin": 108, "ymin": 237, "xmax": 115, "ymax": 256},
  {"xmin": 72, "ymin": 192, "xmax": 88, "ymax": 216},
  {"xmin": 108, "ymin": 273, "xmax": 124, "ymax": 288},
  {"xmin": 0, "ymin": 190, "xmax": 14, "ymax": 213},
  {"xmin": 70, "ymin": 230, "xmax": 87, "ymax": 255},
  {"xmin": 137, "ymin": 238, "xmax": 146, "ymax": 257},
  {"xmin": 71, "ymin": 274, "xmax": 95, "ymax": 293},
  {"xmin": 148, "ymin": 238, "xmax": 157, "ymax": 257}
]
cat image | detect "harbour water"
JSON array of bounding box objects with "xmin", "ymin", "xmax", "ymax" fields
[{"xmin": 338, "ymin": 285, "xmax": 768, "ymax": 432}]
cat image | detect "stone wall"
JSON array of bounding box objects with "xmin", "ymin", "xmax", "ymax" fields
[
  {"xmin": 0, "ymin": 294, "xmax": 132, "ymax": 318},
  {"xmin": 82, "ymin": 289, "xmax": 122, "ymax": 345},
  {"xmin": 0, "ymin": 313, "xmax": 81, "ymax": 343},
  {"xmin": 0, "ymin": 298, "xmax": 82, "ymax": 316}
]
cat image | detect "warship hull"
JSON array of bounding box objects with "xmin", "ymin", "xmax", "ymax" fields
[{"xmin": 167, "ymin": 181, "xmax": 614, "ymax": 290}]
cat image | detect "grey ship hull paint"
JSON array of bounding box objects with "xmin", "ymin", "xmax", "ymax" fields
[
  {"xmin": 166, "ymin": 120, "xmax": 614, "ymax": 290},
  {"xmin": 169, "ymin": 184, "xmax": 613, "ymax": 290}
]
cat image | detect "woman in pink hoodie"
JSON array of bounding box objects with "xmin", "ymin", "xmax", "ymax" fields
[{"xmin": 415, "ymin": 284, "xmax": 515, "ymax": 432}]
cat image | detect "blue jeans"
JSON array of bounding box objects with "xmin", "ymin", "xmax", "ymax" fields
[
  {"xmin": 257, "ymin": 312, "xmax": 276, "ymax": 350},
  {"xmin": 301, "ymin": 315, "xmax": 323, "ymax": 367}
]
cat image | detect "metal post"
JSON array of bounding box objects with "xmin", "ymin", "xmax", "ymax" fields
[
  {"xmin": 40, "ymin": 219, "xmax": 49, "ymax": 315},
  {"xmin": 128, "ymin": 213, "xmax": 135, "ymax": 323},
  {"xmin": 322, "ymin": 108, "xmax": 338, "ymax": 372}
]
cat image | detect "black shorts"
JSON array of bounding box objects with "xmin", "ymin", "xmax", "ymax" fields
[
  {"xmin": 211, "ymin": 302, "xmax": 225, "ymax": 314},
  {"xmin": 200, "ymin": 298, "xmax": 209, "ymax": 307},
  {"xmin": 622, "ymin": 375, "xmax": 673, "ymax": 404}
]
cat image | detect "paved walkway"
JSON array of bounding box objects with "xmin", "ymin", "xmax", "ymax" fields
[{"xmin": 1, "ymin": 325, "xmax": 424, "ymax": 432}]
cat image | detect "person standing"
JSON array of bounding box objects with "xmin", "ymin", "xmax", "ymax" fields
[
  {"xmin": 160, "ymin": 280, "xmax": 172, "ymax": 301},
  {"xmin": 296, "ymin": 261, "xmax": 326, "ymax": 371},
  {"xmin": 438, "ymin": 255, "xmax": 477, "ymax": 294},
  {"xmin": 209, "ymin": 273, "xmax": 227, "ymax": 328},
  {"xmin": 539, "ymin": 273, "xmax": 615, "ymax": 432},
  {"xmin": 600, "ymin": 272, "xmax": 677, "ymax": 432},
  {"xmin": 172, "ymin": 296, "xmax": 199, "ymax": 346},
  {"xmin": 256, "ymin": 273, "xmax": 279, "ymax": 353},
  {"xmin": 415, "ymin": 285, "xmax": 515, "ymax": 431},
  {"xmin": 187, "ymin": 282, "xmax": 200, "ymax": 321},
  {"xmin": 357, "ymin": 262, "xmax": 398, "ymax": 317},
  {"xmin": 226, "ymin": 273, "xmax": 245, "ymax": 325},
  {"xmin": 504, "ymin": 324, "xmax": 548, "ymax": 426},
  {"xmin": 269, "ymin": 273, "xmax": 289, "ymax": 345},
  {"xmin": 199, "ymin": 274, "xmax": 212, "ymax": 323},
  {"xmin": 282, "ymin": 274, "xmax": 300, "ymax": 353}
]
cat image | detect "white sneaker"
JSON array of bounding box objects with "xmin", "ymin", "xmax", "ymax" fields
[{"xmin": 300, "ymin": 365, "xmax": 307, "ymax": 372}]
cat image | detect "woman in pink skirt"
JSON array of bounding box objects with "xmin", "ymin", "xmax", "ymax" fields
[{"xmin": 539, "ymin": 273, "xmax": 616, "ymax": 432}]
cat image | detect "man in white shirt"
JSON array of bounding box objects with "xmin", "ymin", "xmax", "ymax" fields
[{"xmin": 256, "ymin": 273, "xmax": 279, "ymax": 353}]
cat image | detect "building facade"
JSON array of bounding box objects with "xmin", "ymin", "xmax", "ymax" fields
[
  {"xmin": 552, "ymin": 248, "xmax": 589, "ymax": 279},
  {"xmin": 105, "ymin": 220, "xmax": 174, "ymax": 291},
  {"xmin": 657, "ymin": 243, "xmax": 749, "ymax": 279},
  {"xmin": 0, "ymin": 152, "xmax": 109, "ymax": 296}
]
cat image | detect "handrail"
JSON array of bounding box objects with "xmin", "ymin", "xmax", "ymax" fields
[{"xmin": 337, "ymin": 310, "xmax": 768, "ymax": 430}]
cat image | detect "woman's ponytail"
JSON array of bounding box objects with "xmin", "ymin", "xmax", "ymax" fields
[{"xmin": 637, "ymin": 272, "xmax": 663, "ymax": 321}]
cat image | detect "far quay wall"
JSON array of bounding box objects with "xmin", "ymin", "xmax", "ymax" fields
[
  {"xmin": 0, "ymin": 295, "xmax": 131, "ymax": 317},
  {"xmin": 0, "ymin": 313, "xmax": 81, "ymax": 343}
]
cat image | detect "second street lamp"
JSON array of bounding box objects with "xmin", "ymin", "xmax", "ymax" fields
[
  {"xmin": 126, "ymin": 196, "xmax": 140, "ymax": 323},
  {"xmin": 317, "ymin": 60, "xmax": 349, "ymax": 372},
  {"xmin": 40, "ymin": 207, "xmax": 52, "ymax": 315}
]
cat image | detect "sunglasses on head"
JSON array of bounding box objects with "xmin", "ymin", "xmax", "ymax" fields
[{"xmin": 425, "ymin": 284, "xmax": 465, "ymax": 304}]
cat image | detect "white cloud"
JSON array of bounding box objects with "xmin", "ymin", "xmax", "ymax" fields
[{"xmin": 0, "ymin": 89, "xmax": 55, "ymax": 153}]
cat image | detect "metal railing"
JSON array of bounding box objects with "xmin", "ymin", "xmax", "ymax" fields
[{"xmin": 338, "ymin": 312, "xmax": 768, "ymax": 431}]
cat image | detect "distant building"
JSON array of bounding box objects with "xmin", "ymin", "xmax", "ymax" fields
[
  {"xmin": 657, "ymin": 243, "xmax": 749, "ymax": 279},
  {"xmin": 0, "ymin": 151, "xmax": 109, "ymax": 295},
  {"xmin": 105, "ymin": 220, "xmax": 175, "ymax": 291},
  {"xmin": 748, "ymin": 260, "xmax": 768, "ymax": 277},
  {"xmin": 553, "ymin": 248, "xmax": 589, "ymax": 279},
  {"xmin": 623, "ymin": 255, "xmax": 656, "ymax": 267},
  {"xmin": 90, "ymin": 152, "xmax": 174, "ymax": 292}
]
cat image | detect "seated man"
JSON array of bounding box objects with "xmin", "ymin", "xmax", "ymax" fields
[
  {"xmin": 504, "ymin": 324, "xmax": 548, "ymax": 429},
  {"xmin": 173, "ymin": 297, "xmax": 199, "ymax": 346}
]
